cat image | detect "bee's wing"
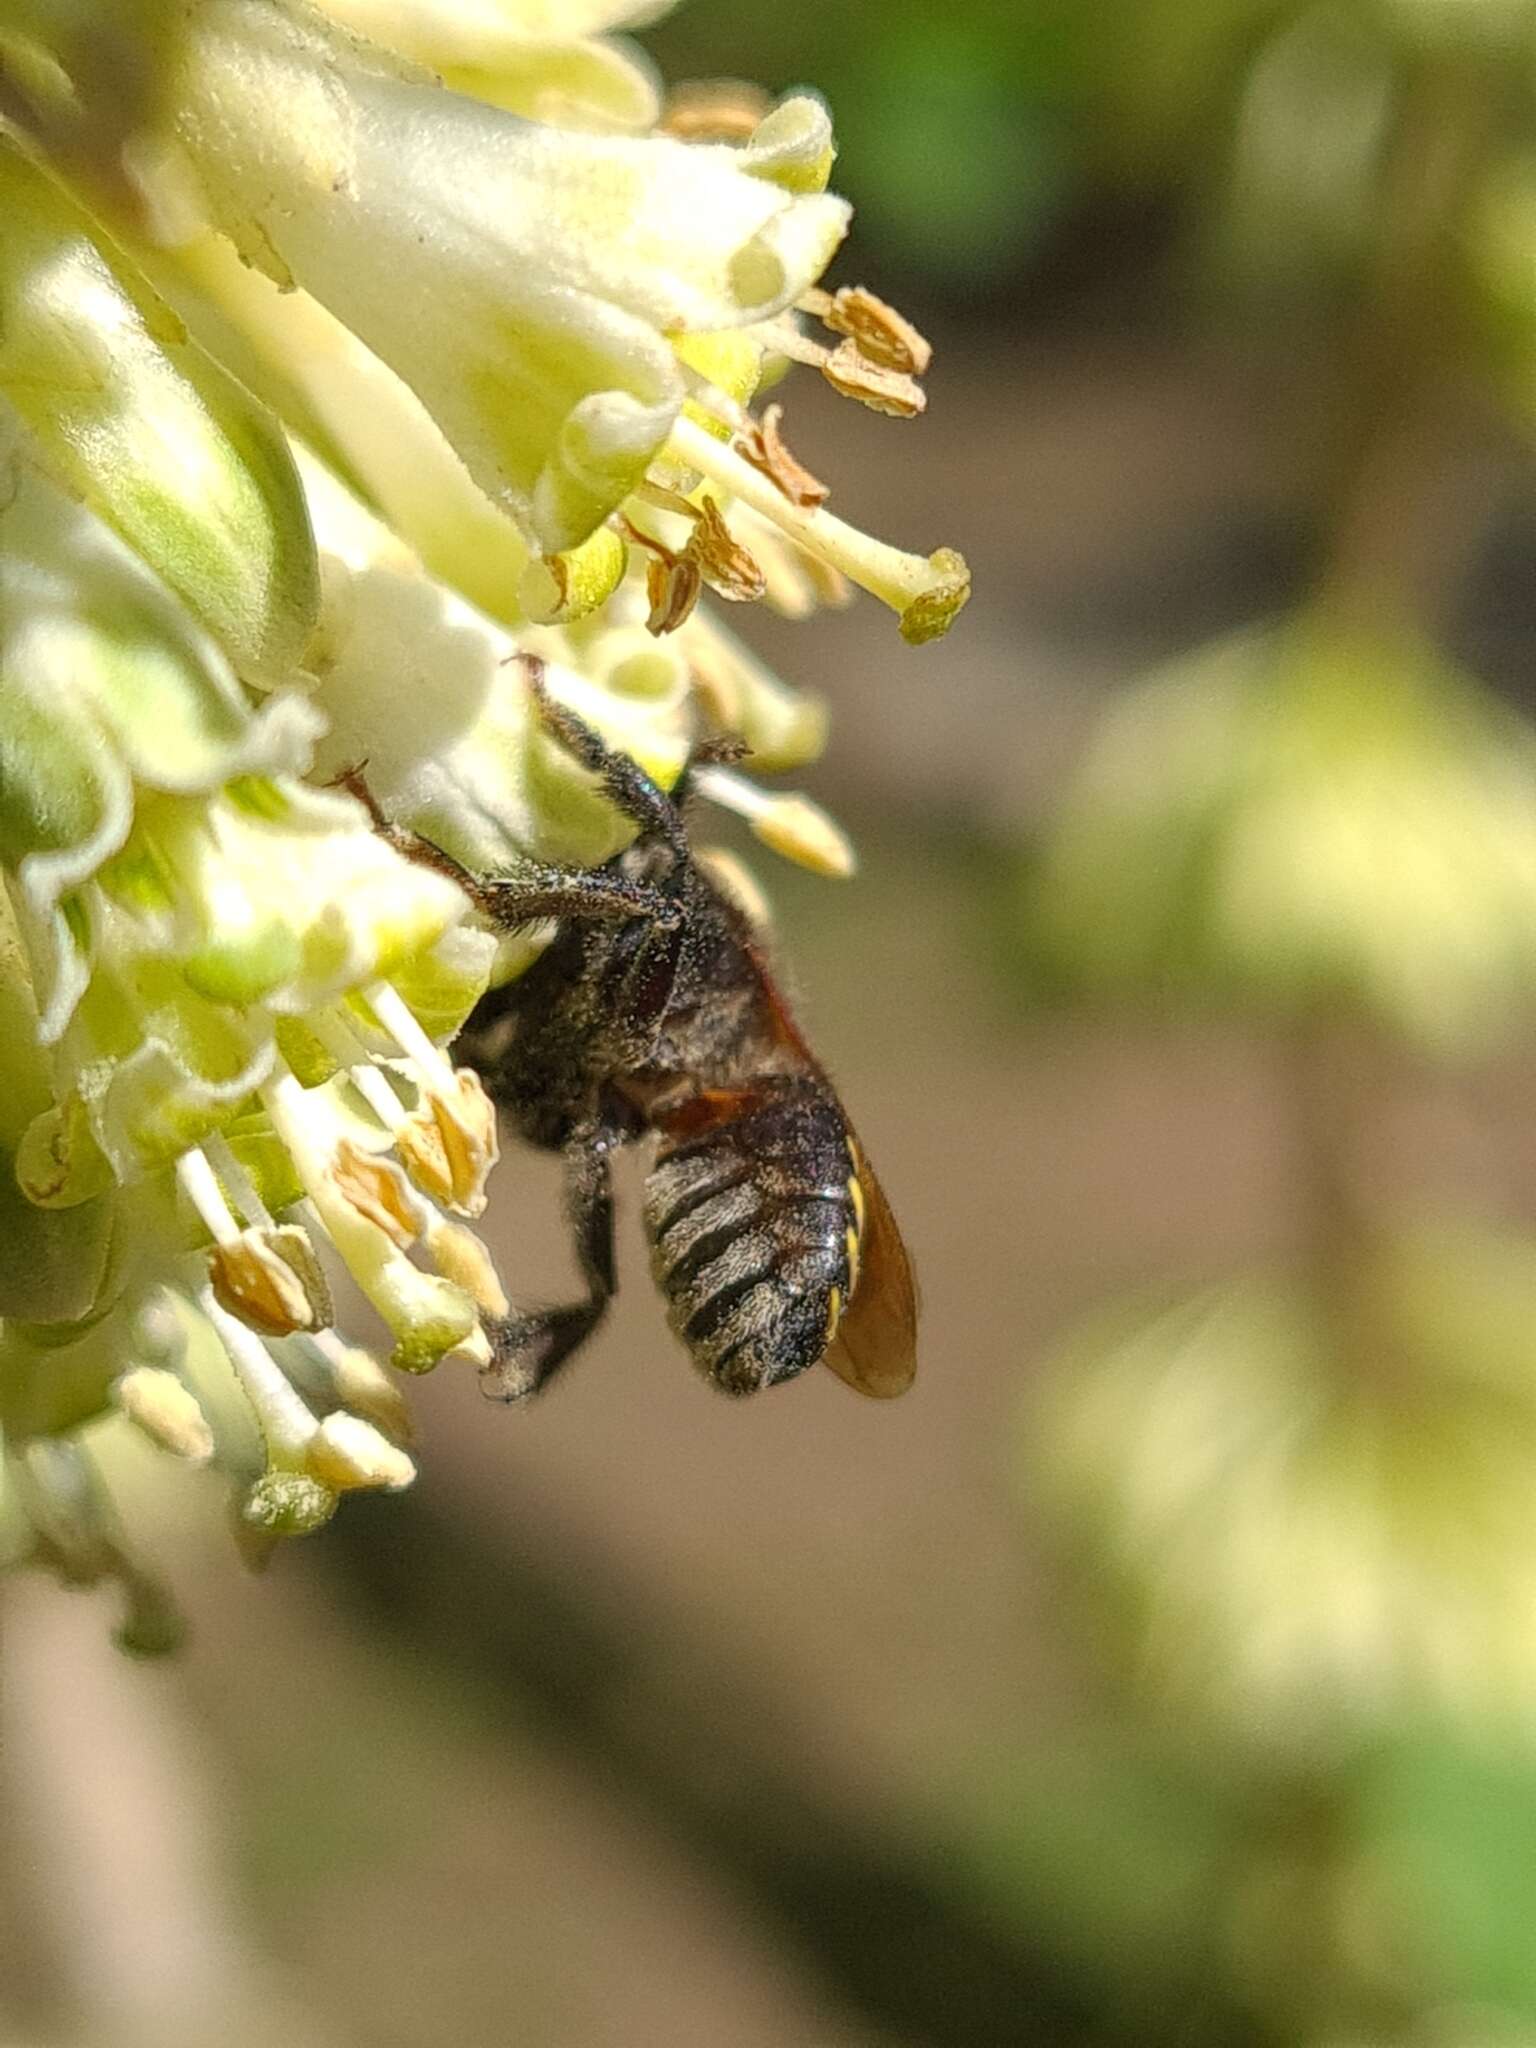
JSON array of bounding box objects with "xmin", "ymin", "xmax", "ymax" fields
[
  {"xmin": 731, "ymin": 920, "xmax": 918, "ymax": 1400},
  {"xmin": 822, "ymin": 1148, "xmax": 918, "ymax": 1400}
]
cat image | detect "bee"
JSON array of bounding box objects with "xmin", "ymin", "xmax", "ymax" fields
[{"xmin": 355, "ymin": 656, "xmax": 916, "ymax": 1403}]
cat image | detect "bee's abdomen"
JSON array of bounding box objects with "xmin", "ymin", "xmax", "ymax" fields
[{"xmin": 642, "ymin": 1081, "xmax": 860, "ymax": 1396}]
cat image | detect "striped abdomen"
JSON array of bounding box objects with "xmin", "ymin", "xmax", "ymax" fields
[{"xmin": 642, "ymin": 1077, "xmax": 864, "ymax": 1397}]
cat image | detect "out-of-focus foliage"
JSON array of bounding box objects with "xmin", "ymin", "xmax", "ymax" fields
[
  {"xmin": 994, "ymin": 1, "xmax": 1536, "ymax": 2038},
  {"xmin": 640, "ymin": 3, "xmax": 1536, "ymax": 2045}
]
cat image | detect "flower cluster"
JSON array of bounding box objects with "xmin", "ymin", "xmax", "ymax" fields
[{"xmin": 0, "ymin": 0, "xmax": 967, "ymax": 1644}]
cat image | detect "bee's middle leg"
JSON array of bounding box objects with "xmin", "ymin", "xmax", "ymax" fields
[{"xmin": 481, "ymin": 1120, "xmax": 620, "ymax": 1401}]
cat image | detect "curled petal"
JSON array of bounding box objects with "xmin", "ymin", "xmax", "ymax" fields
[{"xmin": 162, "ymin": 0, "xmax": 849, "ymax": 551}]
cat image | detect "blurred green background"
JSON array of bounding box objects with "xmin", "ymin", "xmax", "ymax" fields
[{"xmin": 15, "ymin": 3, "xmax": 1536, "ymax": 2043}]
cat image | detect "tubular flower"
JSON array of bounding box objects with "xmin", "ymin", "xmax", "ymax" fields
[{"xmin": 0, "ymin": 0, "xmax": 969, "ymax": 1636}]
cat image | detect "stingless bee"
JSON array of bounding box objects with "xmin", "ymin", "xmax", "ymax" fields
[{"xmin": 355, "ymin": 656, "xmax": 916, "ymax": 1403}]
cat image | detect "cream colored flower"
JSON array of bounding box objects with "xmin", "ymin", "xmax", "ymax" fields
[{"xmin": 0, "ymin": 0, "xmax": 971, "ymax": 1636}]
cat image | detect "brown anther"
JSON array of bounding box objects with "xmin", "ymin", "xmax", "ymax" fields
[
  {"xmin": 412, "ymin": 1071, "xmax": 497, "ymax": 1219},
  {"xmin": 685, "ymin": 497, "xmax": 768, "ymax": 604},
  {"xmin": 734, "ymin": 404, "xmax": 829, "ymax": 509},
  {"xmin": 820, "ymin": 340, "xmax": 927, "ymax": 419},
  {"xmin": 645, "ymin": 550, "xmax": 704, "ymax": 635},
  {"xmin": 393, "ymin": 1116, "xmax": 453, "ymax": 1210},
  {"xmin": 816, "ymin": 286, "xmax": 932, "ymax": 376},
  {"xmin": 332, "ymin": 1140, "xmax": 420, "ymax": 1249},
  {"xmin": 209, "ymin": 1226, "xmax": 332, "ymax": 1338},
  {"xmin": 659, "ymin": 79, "xmax": 772, "ymax": 142}
]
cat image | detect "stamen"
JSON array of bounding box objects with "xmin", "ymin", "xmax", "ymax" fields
[
  {"xmin": 311, "ymin": 1011, "xmax": 412, "ymax": 1133},
  {"xmin": 427, "ymin": 1215, "xmax": 511, "ymax": 1318},
  {"xmin": 346, "ymin": 1060, "xmax": 412, "ymax": 1132},
  {"xmin": 262, "ymin": 1064, "xmax": 479, "ymax": 1373},
  {"xmin": 800, "ymin": 285, "xmax": 933, "ymax": 376},
  {"xmin": 694, "ymin": 848, "xmax": 774, "ymax": 929},
  {"xmin": 202, "ymin": 1289, "xmax": 318, "ymax": 1467},
  {"xmin": 364, "ymin": 982, "xmax": 458, "ymax": 1092},
  {"xmin": 694, "ymin": 765, "xmax": 855, "ymax": 878},
  {"xmin": 688, "ymin": 497, "xmax": 767, "ymax": 604},
  {"xmin": 626, "ymin": 512, "xmax": 704, "ymax": 630},
  {"xmin": 644, "ymin": 547, "xmax": 704, "ymax": 636},
  {"xmin": 734, "ymin": 404, "xmax": 829, "ymax": 509},
  {"xmin": 753, "ymin": 318, "xmax": 833, "ymax": 370},
  {"xmin": 332, "ymin": 1140, "xmax": 420, "ymax": 1249},
  {"xmin": 820, "ymin": 341, "xmax": 925, "ymax": 418},
  {"xmin": 114, "ymin": 1368, "xmax": 215, "ymax": 1464},
  {"xmin": 176, "ymin": 1147, "xmax": 241, "ymax": 1245},
  {"xmin": 307, "ymin": 1328, "xmax": 415, "ymax": 1444},
  {"xmin": 633, "ymin": 480, "xmax": 706, "ymax": 523},
  {"xmin": 744, "ymin": 539, "xmax": 816, "ymax": 619},
  {"xmin": 209, "ymin": 1225, "xmax": 332, "ymax": 1336},
  {"xmin": 306, "ymin": 1413, "xmax": 415, "ymax": 1493},
  {"xmin": 628, "ymin": 494, "xmax": 767, "ymax": 608},
  {"xmin": 796, "ymin": 548, "xmax": 852, "ymax": 608},
  {"xmin": 203, "ymin": 1132, "xmax": 275, "ymax": 1230},
  {"xmin": 396, "ymin": 1069, "xmax": 497, "ymax": 1217},
  {"xmin": 724, "ymin": 504, "xmax": 846, "ymax": 618},
  {"xmin": 665, "ymin": 413, "xmax": 970, "ymax": 643}
]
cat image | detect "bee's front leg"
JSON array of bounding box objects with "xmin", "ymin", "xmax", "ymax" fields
[
  {"xmin": 520, "ymin": 654, "xmax": 691, "ymax": 866},
  {"xmin": 333, "ymin": 765, "xmax": 679, "ymax": 931}
]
